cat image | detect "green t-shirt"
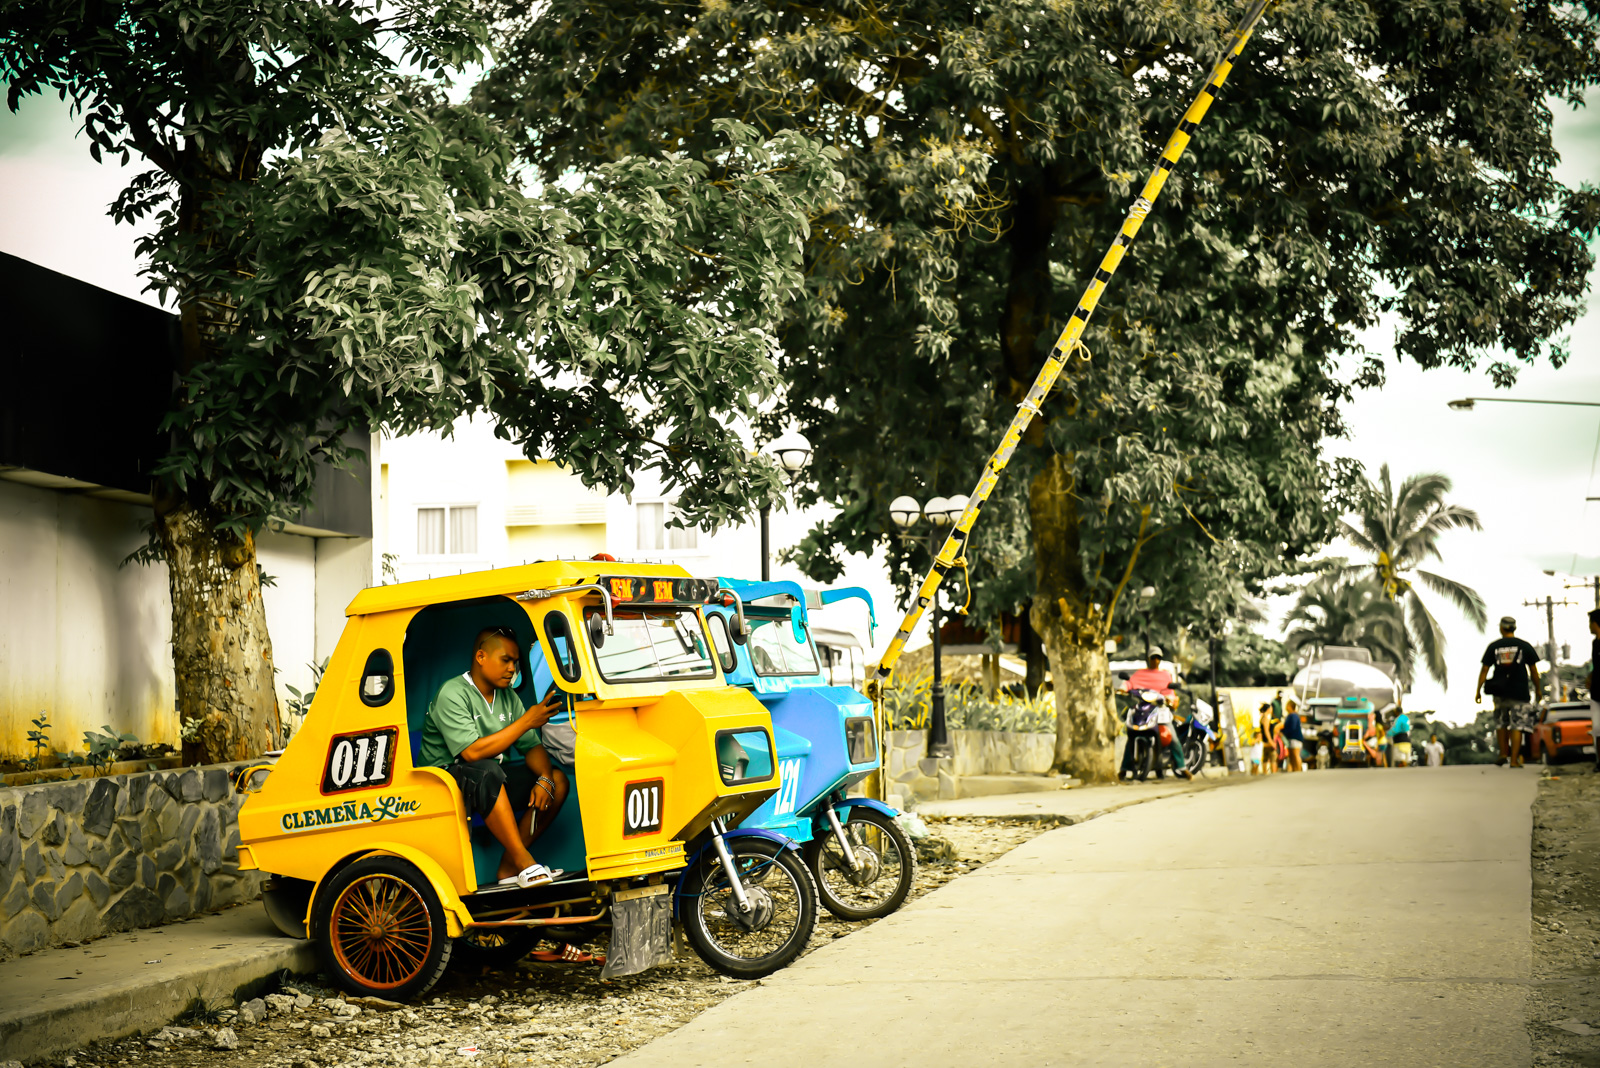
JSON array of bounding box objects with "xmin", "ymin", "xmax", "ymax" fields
[{"xmin": 417, "ymin": 674, "xmax": 542, "ymax": 768}]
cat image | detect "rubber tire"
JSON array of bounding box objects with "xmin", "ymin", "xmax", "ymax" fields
[
  {"xmin": 1133, "ymin": 736, "xmax": 1154, "ymax": 782},
  {"xmin": 1183, "ymin": 737, "xmax": 1205, "ymax": 776},
  {"xmin": 451, "ymin": 927, "xmax": 541, "ymax": 972},
  {"xmin": 261, "ymin": 876, "xmax": 313, "ymax": 939},
  {"xmin": 805, "ymin": 807, "xmax": 917, "ymax": 922},
  {"xmin": 311, "ymin": 855, "xmax": 453, "ymax": 1002},
  {"xmin": 680, "ymin": 837, "xmax": 818, "ymax": 980}
]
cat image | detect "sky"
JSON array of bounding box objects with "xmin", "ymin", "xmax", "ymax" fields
[{"xmin": 1, "ymin": 75, "xmax": 1596, "ymax": 725}]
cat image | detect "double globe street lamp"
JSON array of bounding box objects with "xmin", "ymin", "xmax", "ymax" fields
[
  {"xmin": 759, "ymin": 431, "xmax": 813, "ymax": 581},
  {"xmin": 889, "ymin": 492, "xmax": 970, "ymax": 759}
]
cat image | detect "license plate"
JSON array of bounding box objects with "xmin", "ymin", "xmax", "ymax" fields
[{"xmin": 600, "ymin": 890, "xmax": 674, "ymax": 980}]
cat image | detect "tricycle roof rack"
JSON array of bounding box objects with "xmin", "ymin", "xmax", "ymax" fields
[{"xmin": 345, "ymin": 559, "xmax": 707, "ymax": 616}]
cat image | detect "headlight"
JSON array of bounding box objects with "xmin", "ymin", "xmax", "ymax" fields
[{"xmin": 845, "ymin": 716, "xmax": 877, "ymax": 765}]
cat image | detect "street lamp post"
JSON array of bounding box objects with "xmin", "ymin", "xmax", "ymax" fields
[
  {"xmin": 889, "ymin": 493, "xmax": 969, "ymax": 759},
  {"xmin": 1138, "ymin": 585, "xmax": 1157, "ymax": 659},
  {"xmin": 760, "ymin": 431, "xmax": 813, "ymax": 582}
]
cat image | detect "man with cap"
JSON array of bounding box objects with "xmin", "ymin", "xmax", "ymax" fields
[
  {"xmin": 1119, "ymin": 647, "xmax": 1193, "ymax": 781},
  {"xmin": 1475, "ymin": 616, "xmax": 1542, "ymax": 768}
]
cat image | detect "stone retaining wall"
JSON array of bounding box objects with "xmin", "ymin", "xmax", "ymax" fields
[
  {"xmin": 884, "ymin": 728, "xmax": 1056, "ymax": 808},
  {"xmin": 0, "ymin": 763, "xmax": 265, "ymax": 958}
]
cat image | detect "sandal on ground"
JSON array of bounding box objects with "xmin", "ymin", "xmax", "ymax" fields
[
  {"xmin": 498, "ymin": 863, "xmax": 563, "ymax": 888},
  {"xmin": 531, "ymin": 942, "xmax": 605, "ymax": 964}
]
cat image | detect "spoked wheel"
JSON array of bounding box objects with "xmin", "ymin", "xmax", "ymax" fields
[
  {"xmin": 312, "ymin": 856, "xmax": 452, "ymax": 1001},
  {"xmin": 1183, "ymin": 737, "xmax": 1206, "ymax": 776},
  {"xmin": 680, "ymin": 837, "xmax": 817, "ymax": 979},
  {"xmin": 804, "ymin": 807, "xmax": 917, "ymax": 921},
  {"xmin": 451, "ymin": 927, "xmax": 541, "ymax": 973}
]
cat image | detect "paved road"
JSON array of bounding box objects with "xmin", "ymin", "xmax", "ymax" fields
[{"xmin": 618, "ymin": 766, "xmax": 1538, "ymax": 1067}]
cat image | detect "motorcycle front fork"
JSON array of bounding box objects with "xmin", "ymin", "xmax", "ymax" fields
[
  {"xmin": 822, "ymin": 800, "xmax": 860, "ymax": 872},
  {"xmin": 708, "ymin": 819, "xmax": 752, "ymax": 915}
]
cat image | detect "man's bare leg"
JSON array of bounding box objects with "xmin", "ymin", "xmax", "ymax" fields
[
  {"xmin": 488, "ymin": 787, "xmax": 537, "ymax": 880},
  {"xmin": 1496, "ymin": 728, "xmax": 1510, "ymax": 764}
]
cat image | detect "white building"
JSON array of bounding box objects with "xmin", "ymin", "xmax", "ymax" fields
[{"xmin": 374, "ymin": 417, "xmax": 899, "ymax": 666}]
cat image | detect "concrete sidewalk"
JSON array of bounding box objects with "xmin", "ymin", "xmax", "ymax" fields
[
  {"xmin": 0, "ymin": 903, "xmax": 312, "ymax": 1062},
  {"xmin": 615, "ymin": 766, "xmax": 1538, "ymax": 1067},
  {"xmin": 915, "ymin": 770, "xmax": 1230, "ymax": 821}
]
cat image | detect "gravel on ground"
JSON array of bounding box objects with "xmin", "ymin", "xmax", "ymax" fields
[
  {"xmin": 38, "ymin": 817, "xmax": 1058, "ymax": 1068},
  {"xmin": 1529, "ymin": 765, "xmax": 1600, "ymax": 1066}
]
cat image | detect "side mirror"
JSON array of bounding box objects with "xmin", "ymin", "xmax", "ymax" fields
[
  {"xmin": 729, "ymin": 615, "xmax": 749, "ymax": 645},
  {"xmin": 587, "ymin": 611, "xmax": 607, "ymax": 649}
]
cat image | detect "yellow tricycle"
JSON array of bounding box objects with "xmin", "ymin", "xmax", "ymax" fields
[{"xmin": 235, "ymin": 560, "xmax": 818, "ymax": 998}]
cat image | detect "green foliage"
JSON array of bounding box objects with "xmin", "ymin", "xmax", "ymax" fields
[
  {"xmin": 1189, "ymin": 630, "xmax": 1295, "ymax": 688},
  {"xmin": 1336, "ymin": 464, "xmax": 1487, "ymax": 688},
  {"xmin": 283, "ymin": 657, "xmax": 330, "ymax": 729},
  {"xmin": 479, "ymin": 0, "xmax": 1600, "ymax": 654},
  {"xmin": 23, "ymin": 711, "xmax": 51, "ymax": 772},
  {"xmin": 881, "ymin": 670, "xmax": 1055, "ymax": 732},
  {"xmin": 82, "ymin": 724, "xmax": 140, "ymax": 774},
  {"xmin": 1284, "ymin": 574, "xmax": 1409, "ymax": 667},
  {"xmin": 2, "ymin": 0, "xmax": 843, "ymax": 538}
]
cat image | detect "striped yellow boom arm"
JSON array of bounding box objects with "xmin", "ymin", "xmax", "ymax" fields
[{"xmin": 874, "ymin": 0, "xmax": 1274, "ymax": 682}]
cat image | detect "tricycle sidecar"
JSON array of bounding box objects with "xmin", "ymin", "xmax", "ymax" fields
[
  {"xmin": 706, "ymin": 579, "xmax": 915, "ymax": 921},
  {"xmin": 235, "ymin": 561, "xmax": 818, "ymax": 998}
]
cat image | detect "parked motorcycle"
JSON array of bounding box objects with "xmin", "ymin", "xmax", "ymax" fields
[{"xmin": 1178, "ymin": 700, "xmax": 1216, "ymax": 774}]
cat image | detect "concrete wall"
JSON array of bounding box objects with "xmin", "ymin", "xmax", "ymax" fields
[
  {"xmin": 884, "ymin": 728, "xmax": 1056, "ymax": 808},
  {"xmin": 0, "ymin": 480, "xmax": 371, "ymax": 762},
  {"xmin": 0, "ymin": 480, "xmax": 175, "ymax": 759},
  {"xmin": 0, "ymin": 764, "xmax": 265, "ymax": 959}
]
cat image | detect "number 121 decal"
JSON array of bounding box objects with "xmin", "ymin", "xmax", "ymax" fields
[{"xmin": 321, "ymin": 728, "xmax": 397, "ymax": 795}]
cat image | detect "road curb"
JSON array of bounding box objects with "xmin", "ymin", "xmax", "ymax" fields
[{"xmin": 0, "ymin": 907, "xmax": 316, "ymax": 1064}]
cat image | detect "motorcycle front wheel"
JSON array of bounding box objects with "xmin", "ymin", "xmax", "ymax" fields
[
  {"xmin": 681, "ymin": 837, "xmax": 818, "ymax": 980},
  {"xmin": 1133, "ymin": 736, "xmax": 1155, "ymax": 782},
  {"xmin": 805, "ymin": 807, "xmax": 917, "ymax": 921},
  {"xmin": 1183, "ymin": 736, "xmax": 1206, "ymax": 775}
]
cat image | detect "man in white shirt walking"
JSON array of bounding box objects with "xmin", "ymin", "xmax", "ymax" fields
[{"xmin": 1423, "ymin": 733, "xmax": 1445, "ymax": 767}]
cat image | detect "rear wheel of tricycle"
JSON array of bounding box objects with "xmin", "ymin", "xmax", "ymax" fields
[
  {"xmin": 681, "ymin": 838, "xmax": 817, "ymax": 980},
  {"xmin": 312, "ymin": 856, "xmax": 453, "ymax": 1001},
  {"xmin": 805, "ymin": 807, "xmax": 916, "ymax": 922}
]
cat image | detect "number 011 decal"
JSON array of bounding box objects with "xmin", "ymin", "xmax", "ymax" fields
[
  {"xmin": 321, "ymin": 728, "xmax": 398, "ymax": 795},
  {"xmin": 622, "ymin": 778, "xmax": 664, "ymax": 838}
]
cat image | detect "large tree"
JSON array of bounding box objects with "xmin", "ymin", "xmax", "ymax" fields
[
  {"xmin": 480, "ymin": 0, "xmax": 1600, "ymax": 780},
  {"xmin": 3, "ymin": 0, "xmax": 839, "ymax": 762}
]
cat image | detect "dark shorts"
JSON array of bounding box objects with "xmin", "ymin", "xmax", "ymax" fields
[{"xmin": 446, "ymin": 759, "xmax": 537, "ymax": 818}]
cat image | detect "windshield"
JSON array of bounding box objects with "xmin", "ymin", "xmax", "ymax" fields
[
  {"xmin": 584, "ymin": 607, "xmax": 716, "ymax": 683},
  {"xmin": 747, "ymin": 615, "xmax": 819, "ymax": 677}
]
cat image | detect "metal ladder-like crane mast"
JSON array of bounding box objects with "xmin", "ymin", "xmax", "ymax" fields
[{"xmin": 872, "ymin": 0, "xmax": 1275, "ymax": 688}]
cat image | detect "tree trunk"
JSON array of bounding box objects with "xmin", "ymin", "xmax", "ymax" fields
[
  {"xmin": 1030, "ymin": 454, "xmax": 1118, "ymax": 782},
  {"xmin": 157, "ymin": 497, "xmax": 280, "ymax": 764}
]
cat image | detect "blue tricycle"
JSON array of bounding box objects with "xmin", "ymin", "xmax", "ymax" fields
[{"xmin": 705, "ymin": 579, "xmax": 916, "ymax": 920}]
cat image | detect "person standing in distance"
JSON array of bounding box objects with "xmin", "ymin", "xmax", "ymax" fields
[
  {"xmin": 1474, "ymin": 616, "xmax": 1542, "ymax": 769},
  {"xmin": 1587, "ymin": 608, "xmax": 1600, "ymax": 773}
]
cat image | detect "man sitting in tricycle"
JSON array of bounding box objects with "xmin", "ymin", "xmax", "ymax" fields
[{"xmin": 416, "ymin": 626, "xmax": 568, "ymax": 888}]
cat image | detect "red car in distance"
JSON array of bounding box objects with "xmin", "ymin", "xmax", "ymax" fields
[{"xmin": 1536, "ymin": 702, "xmax": 1596, "ymax": 765}]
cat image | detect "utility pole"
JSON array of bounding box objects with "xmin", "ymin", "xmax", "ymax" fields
[{"xmin": 1524, "ymin": 596, "xmax": 1578, "ymax": 702}]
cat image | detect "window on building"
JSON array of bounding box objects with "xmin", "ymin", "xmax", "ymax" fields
[
  {"xmin": 636, "ymin": 501, "xmax": 698, "ymax": 552},
  {"xmin": 417, "ymin": 505, "xmax": 478, "ymax": 555}
]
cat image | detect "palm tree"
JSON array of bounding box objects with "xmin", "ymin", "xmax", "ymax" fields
[
  {"xmin": 1284, "ymin": 575, "xmax": 1409, "ymax": 670},
  {"xmin": 1338, "ymin": 464, "xmax": 1487, "ymax": 688}
]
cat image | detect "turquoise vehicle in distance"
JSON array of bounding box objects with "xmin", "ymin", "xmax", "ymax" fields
[{"xmin": 705, "ymin": 579, "xmax": 916, "ymax": 920}]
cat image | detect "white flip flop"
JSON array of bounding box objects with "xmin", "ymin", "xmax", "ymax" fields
[{"xmin": 499, "ymin": 863, "xmax": 563, "ymax": 888}]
